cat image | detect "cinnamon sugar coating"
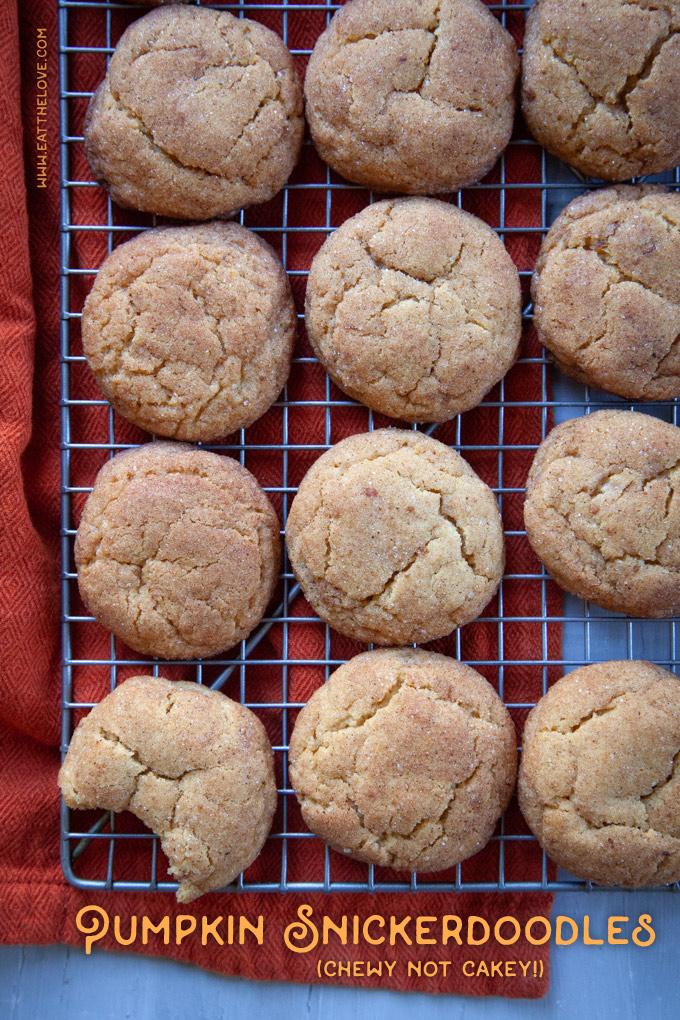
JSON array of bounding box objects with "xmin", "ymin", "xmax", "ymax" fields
[
  {"xmin": 289, "ymin": 648, "xmax": 517, "ymax": 872},
  {"xmin": 286, "ymin": 429, "xmax": 504, "ymax": 645},
  {"xmin": 84, "ymin": 6, "xmax": 303, "ymax": 219},
  {"xmin": 75, "ymin": 443, "xmax": 281, "ymax": 659},
  {"xmin": 519, "ymin": 660, "xmax": 680, "ymax": 886},
  {"xmin": 304, "ymin": 0, "xmax": 518, "ymax": 192},
  {"xmin": 82, "ymin": 223, "xmax": 295, "ymax": 441},
  {"xmin": 524, "ymin": 410, "xmax": 680, "ymax": 616}
]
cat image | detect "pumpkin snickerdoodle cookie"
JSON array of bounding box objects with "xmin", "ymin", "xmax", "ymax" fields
[
  {"xmin": 524, "ymin": 410, "xmax": 680, "ymax": 617},
  {"xmin": 304, "ymin": 0, "xmax": 519, "ymax": 193},
  {"xmin": 519, "ymin": 660, "xmax": 680, "ymax": 886},
  {"xmin": 75, "ymin": 442, "xmax": 281, "ymax": 659},
  {"xmin": 84, "ymin": 5, "xmax": 303, "ymax": 219},
  {"xmin": 286, "ymin": 429, "xmax": 504, "ymax": 645},
  {"xmin": 522, "ymin": 0, "xmax": 680, "ymax": 181},
  {"xmin": 532, "ymin": 186, "xmax": 680, "ymax": 400},
  {"xmin": 305, "ymin": 198, "xmax": 522, "ymax": 423},
  {"xmin": 59, "ymin": 675, "xmax": 277, "ymax": 902},
  {"xmin": 288, "ymin": 648, "xmax": 517, "ymax": 872},
  {"xmin": 82, "ymin": 222, "xmax": 295, "ymax": 441}
]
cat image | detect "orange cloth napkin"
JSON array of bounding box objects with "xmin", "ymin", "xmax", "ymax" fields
[{"xmin": 0, "ymin": 0, "xmax": 558, "ymax": 997}]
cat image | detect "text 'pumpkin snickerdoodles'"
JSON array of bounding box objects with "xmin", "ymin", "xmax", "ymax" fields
[
  {"xmin": 75, "ymin": 443, "xmax": 281, "ymax": 659},
  {"xmin": 83, "ymin": 5, "xmax": 303, "ymax": 219},
  {"xmin": 532, "ymin": 185, "xmax": 680, "ymax": 401},
  {"xmin": 305, "ymin": 198, "xmax": 521, "ymax": 423},
  {"xmin": 522, "ymin": 0, "xmax": 680, "ymax": 181},
  {"xmin": 524, "ymin": 410, "xmax": 680, "ymax": 617},
  {"xmin": 289, "ymin": 648, "xmax": 517, "ymax": 872},
  {"xmin": 59, "ymin": 676, "xmax": 277, "ymax": 902},
  {"xmin": 286, "ymin": 429, "xmax": 504, "ymax": 645},
  {"xmin": 304, "ymin": 0, "xmax": 519, "ymax": 193},
  {"xmin": 82, "ymin": 222, "xmax": 295, "ymax": 442},
  {"xmin": 519, "ymin": 660, "xmax": 680, "ymax": 887}
]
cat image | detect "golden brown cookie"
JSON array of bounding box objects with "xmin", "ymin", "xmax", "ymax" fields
[
  {"xmin": 59, "ymin": 675, "xmax": 277, "ymax": 902},
  {"xmin": 519, "ymin": 660, "xmax": 680, "ymax": 886},
  {"xmin": 83, "ymin": 6, "xmax": 303, "ymax": 219},
  {"xmin": 305, "ymin": 198, "xmax": 521, "ymax": 423},
  {"xmin": 304, "ymin": 0, "xmax": 519, "ymax": 193},
  {"xmin": 82, "ymin": 222, "xmax": 295, "ymax": 441},
  {"xmin": 286, "ymin": 429, "xmax": 504, "ymax": 644},
  {"xmin": 524, "ymin": 410, "xmax": 680, "ymax": 617},
  {"xmin": 522, "ymin": 0, "xmax": 680, "ymax": 181},
  {"xmin": 75, "ymin": 442, "xmax": 281, "ymax": 659},
  {"xmin": 532, "ymin": 185, "xmax": 680, "ymax": 399},
  {"xmin": 289, "ymin": 648, "xmax": 517, "ymax": 872}
]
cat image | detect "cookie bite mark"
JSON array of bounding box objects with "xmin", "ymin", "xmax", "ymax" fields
[
  {"xmin": 75, "ymin": 443, "xmax": 281, "ymax": 659},
  {"xmin": 59, "ymin": 676, "xmax": 277, "ymax": 902},
  {"xmin": 305, "ymin": 198, "xmax": 521, "ymax": 423},
  {"xmin": 519, "ymin": 660, "xmax": 680, "ymax": 886},
  {"xmin": 286, "ymin": 429, "xmax": 504, "ymax": 645},
  {"xmin": 289, "ymin": 648, "xmax": 517, "ymax": 872}
]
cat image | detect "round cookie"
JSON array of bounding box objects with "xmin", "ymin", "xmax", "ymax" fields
[
  {"xmin": 304, "ymin": 0, "xmax": 519, "ymax": 193},
  {"xmin": 58, "ymin": 675, "xmax": 277, "ymax": 902},
  {"xmin": 305, "ymin": 198, "xmax": 521, "ymax": 423},
  {"xmin": 524, "ymin": 410, "xmax": 680, "ymax": 617},
  {"xmin": 532, "ymin": 186, "xmax": 680, "ymax": 400},
  {"xmin": 519, "ymin": 660, "xmax": 680, "ymax": 887},
  {"xmin": 82, "ymin": 222, "xmax": 295, "ymax": 441},
  {"xmin": 522, "ymin": 0, "xmax": 680, "ymax": 181},
  {"xmin": 83, "ymin": 6, "xmax": 303, "ymax": 219},
  {"xmin": 286, "ymin": 429, "xmax": 504, "ymax": 644},
  {"xmin": 75, "ymin": 442, "xmax": 281, "ymax": 659},
  {"xmin": 289, "ymin": 648, "xmax": 517, "ymax": 872}
]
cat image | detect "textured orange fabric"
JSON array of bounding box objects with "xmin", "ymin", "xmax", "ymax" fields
[{"xmin": 0, "ymin": 0, "xmax": 557, "ymax": 998}]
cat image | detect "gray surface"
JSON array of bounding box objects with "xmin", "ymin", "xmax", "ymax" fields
[{"xmin": 1, "ymin": 893, "xmax": 679, "ymax": 1018}]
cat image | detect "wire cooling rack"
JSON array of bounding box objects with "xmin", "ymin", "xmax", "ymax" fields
[{"xmin": 59, "ymin": 0, "xmax": 680, "ymax": 894}]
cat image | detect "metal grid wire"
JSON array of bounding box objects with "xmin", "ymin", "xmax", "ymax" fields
[{"xmin": 59, "ymin": 0, "xmax": 680, "ymax": 894}]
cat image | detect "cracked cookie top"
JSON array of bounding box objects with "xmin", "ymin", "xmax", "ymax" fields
[
  {"xmin": 522, "ymin": 0, "xmax": 680, "ymax": 181},
  {"xmin": 519, "ymin": 660, "xmax": 680, "ymax": 886},
  {"xmin": 58, "ymin": 675, "xmax": 277, "ymax": 902},
  {"xmin": 305, "ymin": 198, "xmax": 521, "ymax": 423},
  {"xmin": 524, "ymin": 410, "xmax": 680, "ymax": 617},
  {"xmin": 83, "ymin": 6, "xmax": 303, "ymax": 219},
  {"xmin": 303, "ymin": 0, "xmax": 519, "ymax": 193},
  {"xmin": 532, "ymin": 186, "xmax": 680, "ymax": 400},
  {"xmin": 288, "ymin": 648, "xmax": 517, "ymax": 872},
  {"xmin": 82, "ymin": 222, "xmax": 295, "ymax": 441},
  {"xmin": 75, "ymin": 442, "xmax": 281, "ymax": 659},
  {"xmin": 285, "ymin": 429, "xmax": 505, "ymax": 645}
]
